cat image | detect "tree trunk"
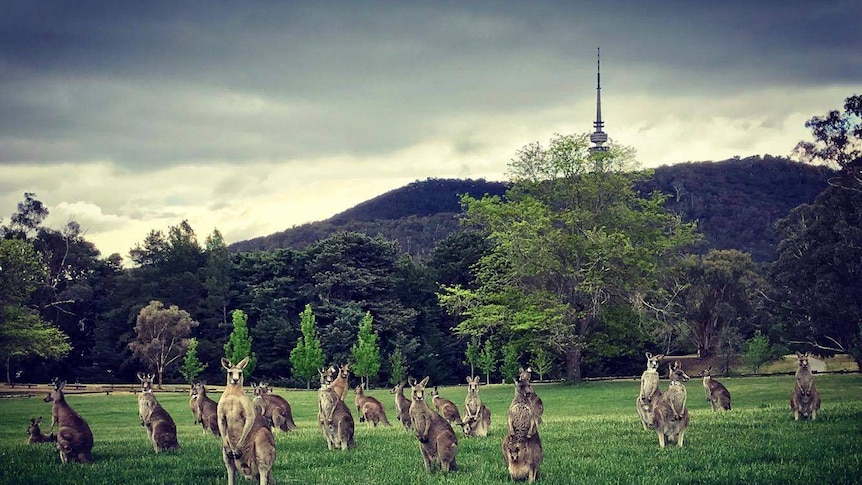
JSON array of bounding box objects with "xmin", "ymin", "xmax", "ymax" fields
[
  {"xmin": 157, "ymin": 368, "xmax": 164, "ymax": 389},
  {"xmin": 5, "ymin": 357, "xmax": 10, "ymax": 384},
  {"xmin": 565, "ymin": 347, "xmax": 582, "ymax": 383}
]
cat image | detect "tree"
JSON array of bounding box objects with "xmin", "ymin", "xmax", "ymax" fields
[
  {"xmin": 224, "ymin": 309, "xmax": 256, "ymax": 379},
  {"xmin": 794, "ymin": 94, "xmax": 862, "ymax": 192},
  {"xmin": 769, "ymin": 186, "xmax": 862, "ymax": 367},
  {"xmin": 743, "ymin": 330, "xmax": 781, "ymax": 374},
  {"xmin": 128, "ymin": 300, "xmax": 199, "ymax": 388},
  {"xmin": 442, "ymin": 133, "xmax": 699, "ymax": 382},
  {"xmin": 2, "ymin": 192, "xmax": 48, "ymax": 239},
  {"xmin": 667, "ymin": 250, "xmax": 769, "ymax": 358},
  {"xmin": 179, "ymin": 338, "xmax": 207, "ymax": 384},
  {"xmin": 0, "ymin": 305, "xmax": 71, "ymax": 383},
  {"xmin": 500, "ymin": 343, "xmax": 521, "ymax": 384},
  {"xmin": 476, "ymin": 339, "xmax": 497, "ymax": 385},
  {"xmin": 464, "ymin": 337, "xmax": 481, "ymax": 377},
  {"xmin": 388, "ymin": 347, "xmax": 407, "ymax": 386},
  {"xmin": 0, "ymin": 238, "xmax": 44, "ymax": 307},
  {"xmin": 529, "ymin": 348, "xmax": 554, "ymax": 381},
  {"xmin": 351, "ymin": 311, "xmax": 381, "ymax": 389},
  {"xmin": 290, "ymin": 304, "xmax": 325, "ymax": 389}
]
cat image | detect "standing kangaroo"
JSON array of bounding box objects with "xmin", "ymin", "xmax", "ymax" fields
[
  {"xmin": 194, "ymin": 382, "xmax": 221, "ymax": 436},
  {"xmin": 462, "ymin": 376, "xmax": 491, "ymax": 437},
  {"xmin": 189, "ymin": 383, "xmax": 201, "ymax": 425},
  {"xmin": 636, "ymin": 352, "xmax": 664, "ymax": 430},
  {"xmin": 317, "ymin": 369, "xmax": 355, "ymax": 451},
  {"xmin": 409, "ymin": 377, "xmax": 458, "ymax": 473},
  {"xmin": 252, "ymin": 382, "xmax": 298, "ymax": 432},
  {"xmin": 518, "ymin": 368, "xmax": 544, "ymax": 425},
  {"xmin": 790, "ymin": 352, "xmax": 821, "ymax": 420},
  {"xmin": 652, "ymin": 361, "xmax": 690, "ymax": 448},
  {"xmin": 502, "ymin": 372, "xmax": 543, "ymax": 482},
  {"xmin": 137, "ymin": 372, "xmax": 179, "ymax": 452},
  {"xmin": 431, "ymin": 386, "xmax": 463, "ymax": 427},
  {"xmin": 699, "ymin": 367, "xmax": 732, "ymax": 412},
  {"xmin": 354, "ymin": 384, "xmax": 392, "ymax": 427},
  {"xmin": 217, "ymin": 357, "xmax": 276, "ymax": 485},
  {"xmin": 390, "ymin": 382, "xmax": 413, "ymax": 431},
  {"xmin": 329, "ymin": 364, "xmax": 350, "ymax": 401},
  {"xmin": 44, "ymin": 379, "xmax": 94, "ymax": 463},
  {"xmin": 27, "ymin": 417, "xmax": 56, "ymax": 444}
]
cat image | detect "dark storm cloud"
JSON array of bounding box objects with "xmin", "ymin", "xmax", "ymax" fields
[{"xmin": 1, "ymin": 1, "xmax": 859, "ymax": 168}]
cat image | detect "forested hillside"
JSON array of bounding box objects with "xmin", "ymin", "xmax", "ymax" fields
[{"xmin": 231, "ymin": 156, "xmax": 832, "ymax": 262}]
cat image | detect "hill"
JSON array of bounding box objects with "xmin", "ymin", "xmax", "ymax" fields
[{"xmin": 229, "ymin": 156, "xmax": 833, "ymax": 262}]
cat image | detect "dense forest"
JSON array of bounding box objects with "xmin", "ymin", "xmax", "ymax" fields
[
  {"xmin": 230, "ymin": 156, "xmax": 830, "ymax": 262},
  {"xmin": 1, "ymin": 152, "xmax": 858, "ymax": 387}
]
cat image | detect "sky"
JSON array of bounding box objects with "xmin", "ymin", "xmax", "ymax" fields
[{"xmin": 2, "ymin": 1, "xmax": 860, "ymax": 262}]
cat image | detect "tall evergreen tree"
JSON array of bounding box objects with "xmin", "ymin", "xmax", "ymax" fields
[
  {"xmin": 224, "ymin": 309, "xmax": 256, "ymax": 378},
  {"xmin": 351, "ymin": 311, "xmax": 381, "ymax": 388},
  {"xmin": 290, "ymin": 304, "xmax": 325, "ymax": 389}
]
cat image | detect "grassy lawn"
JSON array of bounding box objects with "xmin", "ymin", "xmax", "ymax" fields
[{"xmin": 1, "ymin": 374, "xmax": 860, "ymax": 484}]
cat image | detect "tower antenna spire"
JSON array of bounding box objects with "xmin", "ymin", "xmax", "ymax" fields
[{"xmin": 590, "ymin": 47, "xmax": 609, "ymax": 153}]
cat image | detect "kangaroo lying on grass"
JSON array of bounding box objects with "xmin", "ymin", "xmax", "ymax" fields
[
  {"xmin": 409, "ymin": 377, "xmax": 458, "ymax": 473},
  {"xmin": 354, "ymin": 384, "xmax": 391, "ymax": 427},
  {"xmin": 636, "ymin": 352, "xmax": 664, "ymax": 430},
  {"xmin": 317, "ymin": 368, "xmax": 355, "ymax": 451},
  {"xmin": 462, "ymin": 376, "xmax": 491, "ymax": 437},
  {"xmin": 252, "ymin": 382, "xmax": 298, "ymax": 432},
  {"xmin": 44, "ymin": 379, "xmax": 93, "ymax": 463},
  {"xmin": 217, "ymin": 357, "xmax": 276, "ymax": 485},
  {"xmin": 502, "ymin": 371, "xmax": 543, "ymax": 482},
  {"xmin": 137, "ymin": 372, "xmax": 179, "ymax": 453},
  {"xmin": 390, "ymin": 382, "xmax": 413, "ymax": 431},
  {"xmin": 699, "ymin": 366, "xmax": 731, "ymax": 412},
  {"xmin": 27, "ymin": 416, "xmax": 56, "ymax": 444},
  {"xmin": 652, "ymin": 361, "xmax": 690, "ymax": 448},
  {"xmin": 791, "ymin": 352, "xmax": 821, "ymax": 421}
]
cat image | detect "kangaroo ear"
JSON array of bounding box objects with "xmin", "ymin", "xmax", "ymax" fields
[
  {"xmin": 221, "ymin": 358, "xmax": 232, "ymax": 370},
  {"xmin": 137, "ymin": 372, "xmax": 145, "ymax": 381},
  {"xmin": 420, "ymin": 376, "xmax": 430, "ymax": 388},
  {"xmin": 646, "ymin": 352, "xmax": 653, "ymax": 359}
]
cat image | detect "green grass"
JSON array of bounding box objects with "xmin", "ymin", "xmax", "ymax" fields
[{"xmin": 2, "ymin": 375, "xmax": 861, "ymax": 484}]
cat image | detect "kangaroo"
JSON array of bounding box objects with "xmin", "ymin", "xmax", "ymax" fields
[
  {"xmin": 329, "ymin": 364, "xmax": 350, "ymax": 401},
  {"xmin": 43, "ymin": 379, "xmax": 94, "ymax": 463},
  {"xmin": 317, "ymin": 369, "xmax": 355, "ymax": 451},
  {"xmin": 636, "ymin": 352, "xmax": 664, "ymax": 430},
  {"xmin": 790, "ymin": 352, "xmax": 821, "ymax": 420},
  {"xmin": 27, "ymin": 416, "xmax": 56, "ymax": 444},
  {"xmin": 462, "ymin": 376, "xmax": 491, "ymax": 437},
  {"xmin": 354, "ymin": 384, "xmax": 392, "ymax": 427},
  {"xmin": 137, "ymin": 372, "xmax": 180, "ymax": 453},
  {"xmin": 431, "ymin": 386, "xmax": 463, "ymax": 427},
  {"xmin": 217, "ymin": 357, "xmax": 276, "ymax": 485},
  {"xmin": 390, "ymin": 381, "xmax": 413, "ymax": 431},
  {"xmin": 699, "ymin": 367, "xmax": 732, "ymax": 412},
  {"xmin": 502, "ymin": 374, "xmax": 543, "ymax": 482},
  {"xmin": 652, "ymin": 361, "xmax": 690, "ymax": 448},
  {"xmin": 190, "ymin": 383, "xmax": 201, "ymax": 425},
  {"xmin": 518, "ymin": 368, "xmax": 544, "ymax": 425},
  {"xmin": 252, "ymin": 382, "xmax": 298, "ymax": 432},
  {"xmin": 409, "ymin": 377, "xmax": 458, "ymax": 473},
  {"xmin": 194, "ymin": 382, "xmax": 221, "ymax": 436}
]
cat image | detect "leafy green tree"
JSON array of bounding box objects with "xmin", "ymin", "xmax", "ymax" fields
[
  {"xmin": 530, "ymin": 348, "xmax": 554, "ymax": 381},
  {"xmin": 351, "ymin": 311, "xmax": 381, "ymax": 389},
  {"xmin": 388, "ymin": 347, "xmax": 407, "ymax": 386},
  {"xmin": 2, "ymin": 192, "xmax": 48, "ymax": 239},
  {"xmin": 0, "ymin": 238, "xmax": 44, "ymax": 307},
  {"xmin": 668, "ymin": 250, "xmax": 769, "ymax": 358},
  {"xmin": 0, "ymin": 305, "xmax": 71, "ymax": 383},
  {"xmin": 179, "ymin": 338, "xmax": 207, "ymax": 383},
  {"xmin": 743, "ymin": 330, "xmax": 778, "ymax": 374},
  {"xmin": 500, "ymin": 343, "xmax": 521, "ymax": 384},
  {"xmin": 290, "ymin": 304, "xmax": 326, "ymax": 389},
  {"xmin": 464, "ymin": 337, "xmax": 481, "ymax": 377},
  {"xmin": 224, "ymin": 309, "xmax": 256, "ymax": 378},
  {"xmin": 476, "ymin": 339, "xmax": 497, "ymax": 385},
  {"xmin": 441, "ymin": 133, "xmax": 699, "ymax": 382},
  {"xmin": 128, "ymin": 300, "xmax": 199, "ymax": 388}
]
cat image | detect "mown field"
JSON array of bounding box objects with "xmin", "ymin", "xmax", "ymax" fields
[{"xmin": 1, "ymin": 374, "xmax": 861, "ymax": 484}]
